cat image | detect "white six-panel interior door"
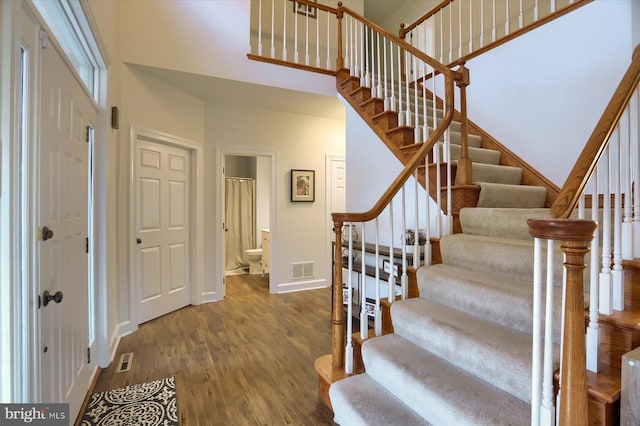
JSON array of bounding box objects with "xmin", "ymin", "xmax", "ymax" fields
[{"xmin": 134, "ymin": 138, "xmax": 191, "ymax": 324}]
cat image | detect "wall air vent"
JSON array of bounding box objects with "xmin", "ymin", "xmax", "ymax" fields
[
  {"xmin": 291, "ymin": 261, "xmax": 315, "ymax": 280},
  {"xmin": 116, "ymin": 352, "xmax": 134, "ymax": 373}
]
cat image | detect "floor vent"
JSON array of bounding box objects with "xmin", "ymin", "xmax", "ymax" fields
[
  {"xmin": 291, "ymin": 261, "xmax": 314, "ymax": 280},
  {"xmin": 116, "ymin": 352, "xmax": 134, "ymax": 373}
]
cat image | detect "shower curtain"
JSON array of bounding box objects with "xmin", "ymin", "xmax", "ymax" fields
[{"xmin": 225, "ymin": 178, "xmax": 256, "ymax": 271}]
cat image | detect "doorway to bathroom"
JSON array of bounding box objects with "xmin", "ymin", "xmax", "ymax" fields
[{"xmin": 222, "ymin": 152, "xmax": 274, "ymax": 296}]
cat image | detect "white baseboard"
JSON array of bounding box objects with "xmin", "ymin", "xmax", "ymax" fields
[
  {"xmin": 275, "ymin": 279, "xmax": 329, "ymax": 294},
  {"xmin": 201, "ymin": 291, "xmax": 220, "ymax": 303}
]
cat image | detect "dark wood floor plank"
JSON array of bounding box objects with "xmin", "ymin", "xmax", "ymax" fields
[{"xmin": 90, "ymin": 274, "xmax": 336, "ymax": 425}]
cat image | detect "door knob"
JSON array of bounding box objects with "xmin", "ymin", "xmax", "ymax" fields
[
  {"xmin": 42, "ymin": 290, "xmax": 63, "ymax": 306},
  {"xmin": 42, "ymin": 226, "xmax": 54, "ymax": 241}
]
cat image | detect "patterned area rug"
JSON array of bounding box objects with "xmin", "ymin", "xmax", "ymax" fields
[{"xmin": 80, "ymin": 377, "xmax": 178, "ymax": 425}]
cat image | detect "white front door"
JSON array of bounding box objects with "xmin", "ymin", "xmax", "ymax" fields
[
  {"xmin": 135, "ymin": 139, "xmax": 191, "ymax": 324},
  {"xmin": 37, "ymin": 27, "xmax": 94, "ymax": 418}
]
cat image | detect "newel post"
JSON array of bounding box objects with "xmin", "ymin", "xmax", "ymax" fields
[
  {"xmin": 332, "ymin": 220, "xmax": 345, "ymax": 369},
  {"xmin": 336, "ymin": 2, "xmax": 344, "ymax": 71},
  {"xmin": 528, "ymin": 218, "xmax": 596, "ymax": 426},
  {"xmin": 454, "ymin": 64, "xmax": 471, "ymax": 185}
]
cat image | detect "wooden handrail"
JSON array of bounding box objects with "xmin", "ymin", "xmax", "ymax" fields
[
  {"xmin": 291, "ymin": 0, "xmax": 338, "ymax": 15},
  {"xmin": 550, "ymin": 44, "xmax": 640, "ymax": 218},
  {"xmin": 399, "ymin": 0, "xmax": 451, "ymax": 38}
]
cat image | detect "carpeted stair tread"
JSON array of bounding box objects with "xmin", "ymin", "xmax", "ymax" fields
[
  {"xmin": 477, "ymin": 182, "xmax": 547, "ymax": 208},
  {"xmin": 329, "ymin": 372, "xmax": 431, "ymax": 426},
  {"xmin": 439, "ymin": 233, "xmax": 564, "ymax": 284},
  {"xmin": 391, "ymin": 298, "xmax": 558, "ymax": 403},
  {"xmin": 459, "ymin": 207, "xmax": 550, "ymax": 240},
  {"xmin": 455, "ymin": 163, "xmax": 523, "ymax": 185},
  {"xmin": 442, "ymin": 130, "xmax": 483, "ymax": 147},
  {"xmin": 361, "ymin": 334, "xmax": 530, "ymax": 425},
  {"xmin": 417, "ymin": 263, "xmax": 563, "ymax": 340},
  {"xmin": 437, "ymin": 142, "xmax": 501, "ymax": 165}
]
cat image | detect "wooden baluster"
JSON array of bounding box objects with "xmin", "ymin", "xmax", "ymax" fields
[
  {"xmin": 337, "ymin": 3, "xmax": 344, "ymax": 71},
  {"xmin": 529, "ymin": 218, "xmax": 595, "ymax": 426},
  {"xmin": 332, "ymin": 220, "xmax": 344, "ymax": 369},
  {"xmin": 455, "ymin": 64, "xmax": 471, "ymax": 185}
]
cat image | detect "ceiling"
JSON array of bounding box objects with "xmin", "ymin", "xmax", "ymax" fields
[{"xmin": 131, "ymin": 64, "xmax": 346, "ymax": 120}]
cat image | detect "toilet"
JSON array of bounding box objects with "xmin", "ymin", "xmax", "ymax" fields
[{"xmin": 245, "ymin": 248, "xmax": 263, "ymax": 275}]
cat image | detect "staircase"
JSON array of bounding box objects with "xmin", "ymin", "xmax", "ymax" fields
[
  {"xmin": 331, "ymin": 208, "xmax": 557, "ymax": 425},
  {"xmin": 329, "ymin": 67, "xmax": 640, "ymax": 424},
  {"xmin": 248, "ymin": 1, "xmax": 640, "ymax": 423}
]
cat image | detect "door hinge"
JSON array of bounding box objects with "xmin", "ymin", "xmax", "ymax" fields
[
  {"xmin": 85, "ymin": 237, "xmax": 89, "ymax": 254},
  {"xmin": 87, "ymin": 347, "xmax": 91, "ymax": 364},
  {"xmin": 39, "ymin": 29, "xmax": 48, "ymax": 49},
  {"xmin": 86, "ymin": 126, "xmax": 90, "ymax": 143}
]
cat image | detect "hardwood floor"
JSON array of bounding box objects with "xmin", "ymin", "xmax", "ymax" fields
[{"xmin": 88, "ymin": 274, "xmax": 336, "ymax": 425}]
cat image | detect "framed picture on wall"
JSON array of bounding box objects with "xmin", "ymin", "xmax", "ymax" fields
[
  {"xmin": 293, "ymin": 0, "xmax": 317, "ymax": 19},
  {"xmin": 291, "ymin": 169, "xmax": 315, "ymax": 202}
]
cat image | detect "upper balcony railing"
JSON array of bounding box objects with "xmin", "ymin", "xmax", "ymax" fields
[{"xmin": 400, "ymin": 0, "xmax": 593, "ymax": 68}]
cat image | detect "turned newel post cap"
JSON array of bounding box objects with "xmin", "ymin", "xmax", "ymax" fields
[{"xmin": 527, "ymin": 218, "xmax": 597, "ymax": 241}]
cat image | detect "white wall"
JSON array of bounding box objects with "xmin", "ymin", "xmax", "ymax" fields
[
  {"xmin": 343, "ymin": 96, "xmax": 436, "ymax": 245},
  {"xmin": 116, "ymin": 0, "xmax": 354, "ymax": 98},
  {"xmin": 205, "ymin": 102, "xmax": 345, "ymax": 294},
  {"xmin": 115, "ymin": 65, "xmax": 205, "ymax": 334}
]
